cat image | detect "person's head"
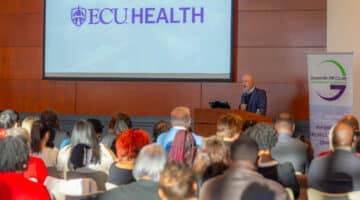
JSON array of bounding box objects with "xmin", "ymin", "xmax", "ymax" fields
[
  {"xmin": 71, "ymin": 120, "xmax": 100, "ymax": 164},
  {"xmin": 0, "ymin": 109, "xmax": 19, "ymax": 129},
  {"xmin": 133, "ymin": 144, "xmax": 167, "ymax": 182},
  {"xmin": 230, "ymin": 136, "xmax": 259, "ymax": 165},
  {"xmin": 242, "ymin": 120, "xmax": 258, "ymax": 132},
  {"xmin": 0, "ymin": 136, "xmax": 29, "ymax": 172},
  {"xmin": 274, "ymin": 112, "xmax": 295, "ymax": 136},
  {"xmin": 338, "ymin": 115, "xmax": 359, "ymax": 131},
  {"xmin": 115, "ymin": 129, "xmax": 151, "ymax": 161},
  {"xmin": 170, "ymin": 106, "xmax": 191, "ymax": 128},
  {"xmin": 201, "ymin": 136, "xmax": 230, "ymax": 165},
  {"xmin": 87, "ymin": 118, "xmax": 104, "ymax": 140},
  {"xmin": 21, "ymin": 116, "xmax": 39, "ymax": 136},
  {"xmin": 243, "ymin": 123, "xmax": 278, "ymax": 151},
  {"xmin": 216, "ymin": 113, "xmax": 243, "ymax": 140},
  {"xmin": 40, "ymin": 109, "xmax": 60, "ymax": 129},
  {"xmin": 332, "ymin": 122, "xmax": 354, "ymax": 149},
  {"xmin": 30, "ymin": 120, "xmax": 50, "ymax": 153},
  {"xmin": 6, "ymin": 128, "xmax": 30, "ymax": 149},
  {"xmin": 241, "ymin": 74, "xmax": 255, "ymax": 91},
  {"xmin": 153, "ymin": 120, "xmax": 171, "ymax": 142},
  {"xmin": 108, "ymin": 112, "xmax": 132, "ymax": 134},
  {"xmin": 159, "ymin": 161, "xmax": 197, "ymax": 200}
]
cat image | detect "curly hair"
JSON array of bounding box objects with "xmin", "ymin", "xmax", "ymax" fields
[
  {"xmin": 216, "ymin": 113, "xmax": 243, "ymax": 138},
  {"xmin": 0, "ymin": 136, "xmax": 29, "ymax": 172},
  {"xmin": 243, "ymin": 122, "xmax": 278, "ymax": 150},
  {"xmin": 115, "ymin": 129, "xmax": 151, "ymax": 160},
  {"xmin": 160, "ymin": 161, "xmax": 196, "ymax": 200}
]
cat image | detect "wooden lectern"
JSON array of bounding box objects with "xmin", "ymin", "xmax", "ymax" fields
[{"xmin": 194, "ymin": 108, "xmax": 272, "ymax": 137}]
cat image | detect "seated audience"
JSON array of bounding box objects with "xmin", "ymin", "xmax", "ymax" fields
[
  {"xmin": 157, "ymin": 106, "xmax": 203, "ymax": 154},
  {"xmin": 98, "ymin": 144, "xmax": 167, "ymax": 200},
  {"xmin": 308, "ymin": 122, "xmax": 360, "ymax": 193},
  {"xmin": 243, "ymin": 123, "xmax": 299, "ymax": 198},
  {"xmin": 0, "ymin": 136, "xmax": 51, "ymax": 200},
  {"xmin": 0, "ymin": 109, "xmax": 20, "ymax": 128},
  {"xmin": 57, "ymin": 120, "xmax": 116, "ymax": 174},
  {"xmin": 6, "ymin": 127, "xmax": 48, "ymax": 184},
  {"xmin": 101, "ymin": 112, "xmax": 132, "ymax": 152},
  {"xmin": 153, "ymin": 120, "xmax": 171, "ymax": 142},
  {"xmin": 338, "ymin": 115, "xmax": 360, "ymax": 152},
  {"xmin": 159, "ymin": 161, "xmax": 197, "ymax": 200},
  {"xmin": 21, "ymin": 116, "xmax": 40, "ymax": 136},
  {"xmin": 193, "ymin": 136, "xmax": 229, "ymax": 184},
  {"xmin": 199, "ymin": 137, "xmax": 289, "ymax": 200},
  {"xmin": 107, "ymin": 129, "xmax": 151, "ymax": 189},
  {"xmin": 41, "ymin": 109, "xmax": 69, "ymax": 149},
  {"xmin": 216, "ymin": 113, "xmax": 243, "ymax": 148},
  {"xmin": 271, "ymin": 113, "xmax": 308, "ymax": 173},
  {"xmin": 31, "ymin": 120, "xmax": 58, "ymax": 167}
]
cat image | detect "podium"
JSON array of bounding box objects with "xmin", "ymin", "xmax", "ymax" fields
[{"xmin": 194, "ymin": 108, "xmax": 272, "ymax": 137}]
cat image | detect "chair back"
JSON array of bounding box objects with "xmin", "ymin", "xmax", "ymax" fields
[{"xmin": 307, "ymin": 188, "xmax": 349, "ymax": 200}]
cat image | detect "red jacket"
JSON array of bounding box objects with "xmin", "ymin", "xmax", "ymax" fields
[{"xmin": 23, "ymin": 156, "xmax": 48, "ymax": 184}]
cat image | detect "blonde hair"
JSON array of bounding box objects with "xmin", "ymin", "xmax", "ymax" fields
[{"xmin": 21, "ymin": 116, "xmax": 40, "ymax": 136}]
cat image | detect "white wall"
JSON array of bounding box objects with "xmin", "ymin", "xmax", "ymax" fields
[{"xmin": 327, "ymin": 0, "xmax": 360, "ymax": 118}]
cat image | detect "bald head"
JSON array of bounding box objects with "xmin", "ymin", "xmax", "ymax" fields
[
  {"xmin": 333, "ymin": 122, "xmax": 354, "ymax": 148},
  {"xmin": 170, "ymin": 106, "xmax": 191, "ymax": 128},
  {"xmin": 241, "ymin": 74, "xmax": 255, "ymax": 91},
  {"xmin": 338, "ymin": 115, "xmax": 359, "ymax": 131}
]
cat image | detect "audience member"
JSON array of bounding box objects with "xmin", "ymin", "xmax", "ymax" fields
[
  {"xmin": 157, "ymin": 106, "xmax": 203, "ymax": 157},
  {"xmin": 216, "ymin": 113, "xmax": 243, "ymax": 148},
  {"xmin": 31, "ymin": 120, "xmax": 58, "ymax": 167},
  {"xmin": 338, "ymin": 115, "xmax": 360, "ymax": 152},
  {"xmin": 0, "ymin": 136, "xmax": 51, "ymax": 200},
  {"xmin": 98, "ymin": 144, "xmax": 167, "ymax": 200},
  {"xmin": 7, "ymin": 127, "xmax": 48, "ymax": 184},
  {"xmin": 40, "ymin": 109, "xmax": 69, "ymax": 149},
  {"xmin": 308, "ymin": 122, "xmax": 360, "ymax": 193},
  {"xmin": 199, "ymin": 137, "xmax": 289, "ymax": 200},
  {"xmin": 271, "ymin": 112, "xmax": 308, "ymax": 173},
  {"xmin": 159, "ymin": 161, "xmax": 197, "ymax": 200},
  {"xmin": 0, "ymin": 109, "xmax": 20, "ymax": 128},
  {"xmin": 242, "ymin": 120, "xmax": 258, "ymax": 132},
  {"xmin": 194, "ymin": 136, "xmax": 229, "ymax": 184},
  {"xmin": 57, "ymin": 120, "xmax": 116, "ymax": 174},
  {"xmin": 101, "ymin": 112, "xmax": 132, "ymax": 151},
  {"xmin": 243, "ymin": 123, "xmax": 299, "ymax": 198},
  {"xmin": 88, "ymin": 118, "xmax": 105, "ymax": 141},
  {"xmin": 153, "ymin": 120, "xmax": 171, "ymax": 142},
  {"xmin": 21, "ymin": 116, "xmax": 40, "ymax": 136},
  {"xmin": 107, "ymin": 129, "xmax": 151, "ymax": 189}
]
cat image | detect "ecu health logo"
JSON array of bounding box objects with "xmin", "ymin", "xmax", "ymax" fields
[
  {"xmin": 71, "ymin": 6, "xmax": 86, "ymax": 27},
  {"xmin": 315, "ymin": 60, "xmax": 347, "ymax": 101}
]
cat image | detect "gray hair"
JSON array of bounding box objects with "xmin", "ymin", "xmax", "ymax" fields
[
  {"xmin": 170, "ymin": 106, "xmax": 191, "ymax": 128},
  {"xmin": 71, "ymin": 120, "xmax": 100, "ymax": 164},
  {"xmin": 6, "ymin": 127, "xmax": 30, "ymax": 147},
  {"xmin": 133, "ymin": 144, "xmax": 167, "ymax": 182}
]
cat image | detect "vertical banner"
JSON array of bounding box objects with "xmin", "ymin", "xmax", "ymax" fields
[{"xmin": 308, "ymin": 53, "xmax": 353, "ymax": 156}]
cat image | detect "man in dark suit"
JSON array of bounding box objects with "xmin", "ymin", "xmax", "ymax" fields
[
  {"xmin": 271, "ymin": 113, "xmax": 309, "ymax": 173},
  {"xmin": 239, "ymin": 74, "xmax": 267, "ymax": 115},
  {"xmin": 308, "ymin": 122, "xmax": 360, "ymax": 193}
]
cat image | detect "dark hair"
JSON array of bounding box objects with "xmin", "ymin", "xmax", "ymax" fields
[
  {"xmin": 40, "ymin": 109, "xmax": 59, "ymax": 129},
  {"xmin": 0, "ymin": 109, "xmax": 19, "ymax": 129},
  {"xmin": 153, "ymin": 120, "xmax": 171, "ymax": 142},
  {"xmin": 31, "ymin": 120, "xmax": 50, "ymax": 153},
  {"xmin": 242, "ymin": 120, "xmax": 258, "ymax": 132},
  {"xmin": 230, "ymin": 136, "xmax": 258, "ymax": 163},
  {"xmin": 109, "ymin": 112, "xmax": 132, "ymax": 130},
  {"xmin": 0, "ymin": 136, "xmax": 29, "ymax": 172},
  {"xmin": 87, "ymin": 118, "xmax": 104, "ymax": 134},
  {"xmin": 243, "ymin": 123, "xmax": 278, "ymax": 150},
  {"xmin": 160, "ymin": 161, "xmax": 196, "ymax": 200}
]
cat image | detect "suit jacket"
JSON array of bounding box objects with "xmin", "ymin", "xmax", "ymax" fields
[
  {"xmin": 308, "ymin": 149, "xmax": 360, "ymax": 193},
  {"xmin": 200, "ymin": 167, "xmax": 289, "ymax": 200},
  {"xmin": 240, "ymin": 87, "xmax": 267, "ymax": 115},
  {"xmin": 271, "ymin": 134, "xmax": 308, "ymax": 173}
]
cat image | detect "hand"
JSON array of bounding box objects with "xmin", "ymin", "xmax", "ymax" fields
[{"xmin": 240, "ymin": 104, "xmax": 247, "ymax": 110}]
